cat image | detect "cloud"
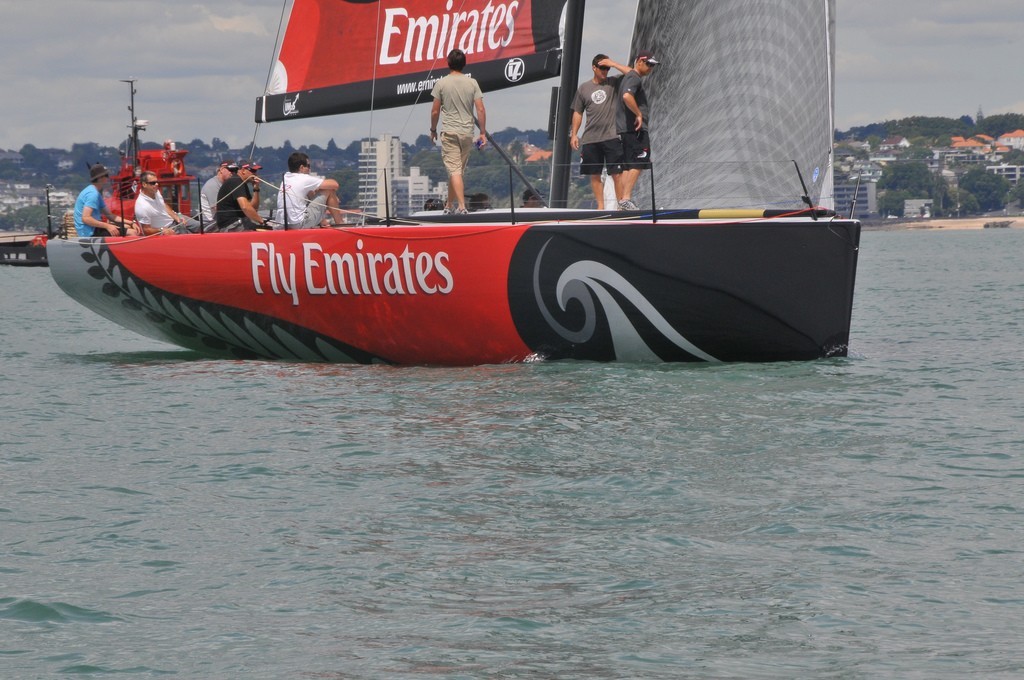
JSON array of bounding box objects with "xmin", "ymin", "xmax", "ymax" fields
[{"xmin": 2, "ymin": 1, "xmax": 1024, "ymax": 150}]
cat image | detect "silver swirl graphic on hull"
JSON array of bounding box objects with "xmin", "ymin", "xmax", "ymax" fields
[{"xmin": 533, "ymin": 240, "xmax": 720, "ymax": 362}]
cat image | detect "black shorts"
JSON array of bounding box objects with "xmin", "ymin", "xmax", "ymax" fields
[
  {"xmin": 621, "ymin": 129, "xmax": 652, "ymax": 170},
  {"xmin": 93, "ymin": 225, "xmax": 125, "ymax": 238},
  {"xmin": 580, "ymin": 139, "xmax": 623, "ymax": 176}
]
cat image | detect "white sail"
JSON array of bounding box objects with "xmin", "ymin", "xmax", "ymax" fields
[{"xmin": 630, "ymin": 0, "xmax": 836, "ymax": 210}]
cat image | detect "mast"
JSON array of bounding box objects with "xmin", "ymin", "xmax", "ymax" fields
[
  {"xmin": 548, "ymin": 0, "xmax": 585, "ymax": 208},
  {"xmin": 121, "ymin": 79, "xmax": 140, "ymax": 170}
]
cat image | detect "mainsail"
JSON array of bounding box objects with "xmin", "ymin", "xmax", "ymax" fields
[
  {"xmin": 630, "ymin": 0, "xmax": 836, "ymax": 210},
  {"xmin": 256, "ymin": 0, "xmax": 568, "ymax": 123}
]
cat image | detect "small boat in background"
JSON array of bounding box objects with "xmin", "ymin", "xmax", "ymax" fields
[{"xmin": 0, "ymin": 231, "xmax": 49, "ymax": 266}]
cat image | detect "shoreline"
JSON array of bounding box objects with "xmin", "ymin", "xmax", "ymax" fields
[{"xmin": 861, "ymin": 216, "xmax": 1024, "ymax": 231}]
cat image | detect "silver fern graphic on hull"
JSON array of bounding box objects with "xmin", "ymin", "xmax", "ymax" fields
[
  {"xmin": 532, "ymin": 240, "xmax": 719, "ymax": 362},
  {"xmin": 62, "ymin": 240, "xmax": 375, "ymax": 363}
]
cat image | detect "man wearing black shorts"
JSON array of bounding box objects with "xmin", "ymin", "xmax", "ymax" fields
[
  {"xmin": 616, "ymin": 50, "xmax": 660, "ymax": 210},
  {"xmin": 570, "ymin": 54, "xmax": 624, "ymax": 210}
]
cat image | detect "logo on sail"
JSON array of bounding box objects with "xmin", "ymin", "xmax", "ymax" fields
[
  {"xmin": 283, "ymin": 93, "xmax": 301, "ymax": 117},
  {"xmin": 504, "ymin": 58, "xmax": 525, "ymax": 82}
]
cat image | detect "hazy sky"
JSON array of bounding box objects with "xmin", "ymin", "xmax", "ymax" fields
[{"xmin": 2, "ymin": 1, "xmax": 1023, "ymax": 152}]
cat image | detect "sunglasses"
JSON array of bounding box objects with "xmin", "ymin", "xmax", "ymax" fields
[
  {"xmin": 595, "ymin": 65, "xmax": 610, "ymax": 71},
  {"xmin": 142, "ymin": 180, "xmax": 159, "ymax": 186}
]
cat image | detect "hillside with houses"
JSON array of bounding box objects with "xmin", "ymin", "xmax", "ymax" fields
[
  {"xmin": 4, "ymin": 112, "xmax": 1024, "ymax": 230},
  {"xmin": 834, "ymin": 112, "xmax": 1024, "ymax": 220}
]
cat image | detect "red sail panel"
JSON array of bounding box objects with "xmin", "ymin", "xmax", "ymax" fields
[{"xmin": 256, "ymin": 0, "xmax": 567, "ymax": 122}]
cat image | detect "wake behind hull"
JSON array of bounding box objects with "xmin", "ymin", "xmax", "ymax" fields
[{"xmin": 47, "ymin": 217, "xmax": 860, "ymax": 364}]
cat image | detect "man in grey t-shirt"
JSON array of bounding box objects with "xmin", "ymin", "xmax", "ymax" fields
[
  {"xmin": 200, "ymin": 160, "xmax": 235, "ymax": 223},
  {"xmin": 570, "ymin": 54, "xmax": 624, "ymax": 209},
  {"xmin": 616, "ymin": 50, "xmax": 660, "ymax": 210}
]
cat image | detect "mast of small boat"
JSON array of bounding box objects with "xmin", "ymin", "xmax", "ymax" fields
[
  {"xmin": 120, "ymin": 79, "xmax": 141, "ymax": 172},
  {"xmin": 548, "ymin": 0, "xmax": 585, "ymax": 208}
]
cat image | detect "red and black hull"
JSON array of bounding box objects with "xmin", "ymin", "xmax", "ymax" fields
[{"xmin": 47, "ymin": 215, "xmax": 860, "ymax": 364}]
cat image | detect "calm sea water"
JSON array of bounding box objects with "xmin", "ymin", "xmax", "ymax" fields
[{"xmin": 2, "ymin": 228, "xmax": 1023, "ymax": 678}]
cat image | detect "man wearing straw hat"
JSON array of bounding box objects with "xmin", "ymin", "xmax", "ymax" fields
[{"xmin": 73, "ymin": 164, "xmax": 140, "ymax": 237}]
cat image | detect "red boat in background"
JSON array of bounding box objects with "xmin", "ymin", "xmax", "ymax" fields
[
  {"xmin": 103, "ymin": 140, "xmax": 196, "ymax": 226},
  {"xmin": 99, "ymin": 80, "xmax": 196, "ymax": 228}
]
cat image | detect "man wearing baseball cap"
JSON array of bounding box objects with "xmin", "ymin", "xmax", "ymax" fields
[
  {"xmin": 215, "ymin": 161, "xmax": 268, "ymax": 231},
  {"xmin": 616, "ymin": 49, "xmax": 660, "ymax": 210},
  {"xmin": 200, "ymin": 159, "xmax": 237, "ymax": 223},
  {"xmin": 239, "ymin": 163, "xmax": 268, "ymax": 228},
  {"xmin": 570, "ymin": 53, "xmax": 627, "ymax": 210}
]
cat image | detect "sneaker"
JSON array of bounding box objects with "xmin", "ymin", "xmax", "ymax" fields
[
  {"xmin": 454, "ymin": 207, "xmax": 469, "ymax": 215},
  {"xmin": 442, "ymin": 207, "xmax": 453, "ymax": 215},
  {"xmin": 618, "ymin": 199, "xmax": 638, "ymax": 210}
]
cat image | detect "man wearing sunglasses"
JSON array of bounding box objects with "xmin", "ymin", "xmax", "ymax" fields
[
  {"xmin": 200, "ymin": 160, "xmax": 236, "ymax": 222},
  {"xmin": 616, "ymin": 50, "xmax": 660, "ymax": 210},
  {"xmin": 216, "ymin": 162, "xmax": 268, "ymax": 231},
  {"xmin": 134, "ymin": 171, "xmax": 200, "ymax": 235},
  {"xmin": 570, "ymin": 54, "xmax": 626, "ymax": 210}
]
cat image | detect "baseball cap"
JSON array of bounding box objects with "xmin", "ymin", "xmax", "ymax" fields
[{"xmin": 637, "ymin": 50, "xmax": 660, "ymax": 65}]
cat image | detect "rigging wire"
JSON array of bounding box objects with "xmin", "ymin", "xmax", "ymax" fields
[
  {"xmin": 247, "ymin": 0, "xmax": 291, "ymax": 159},
  {"xmin": 367, "ymin": 0, "xmax": 472, "ymax": 142}
]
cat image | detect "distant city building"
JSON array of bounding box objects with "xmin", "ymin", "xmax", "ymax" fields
[
  {"xmin": 997, "ymin": 129, "xmax": 1024, "ymax": 151},
  {"xmin": 879, "ymin": 136, "xmax": 910, "ymax": 151},
  {"xmin": 359, "ymin": 134, "xmax": 445, "ymax": 215},
  {"xmin": 904, "ymin": 198, "xmax": 933, "ymax": 218},
  {"xmin": 833, "ymin": 180, "xmax": 878, "ymax": 220},
  {"xmin": 987, "ymin": 164, "xmax": 1024, "ymax": 186},
  {"xmin": 359, "ymin": 134, "xmax": 404, "ymax": 217},
  {"xmin": 391, "ymin": 167, "xmax": 445, "ymax": 215}
]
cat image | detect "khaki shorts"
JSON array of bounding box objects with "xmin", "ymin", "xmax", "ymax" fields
[{"xmin": 441, "ymin": 132, "xmax": 474, "ymax": 176}]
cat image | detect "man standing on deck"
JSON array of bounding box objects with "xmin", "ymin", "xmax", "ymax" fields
[
  {"xmin": 616, "ymin": 50, "xmax": 659, "ymax": 210},
  {"xmin": 570, "ymin": 54, "xmax": 625, "ymax": 210},
  {"xmin": 429, "ymin": 48, "xmax": 487, "ymax": 214}
]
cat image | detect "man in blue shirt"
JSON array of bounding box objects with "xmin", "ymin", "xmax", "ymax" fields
[{"xmin": 73, "ymin": 164, "xmax": 139, "ymax": 237}]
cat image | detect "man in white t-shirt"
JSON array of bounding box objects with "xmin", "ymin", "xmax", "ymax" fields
[
  {"xmin": 134, "ymin": 171, "xmax": 200, "ymax": 234},
  {"xmin": 274, "ymin": 152, "xmax": 341, "ymax": 229},
  {"xmin": 200, "ymin": 160, "xmax": 235, "ymax": 222}
]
